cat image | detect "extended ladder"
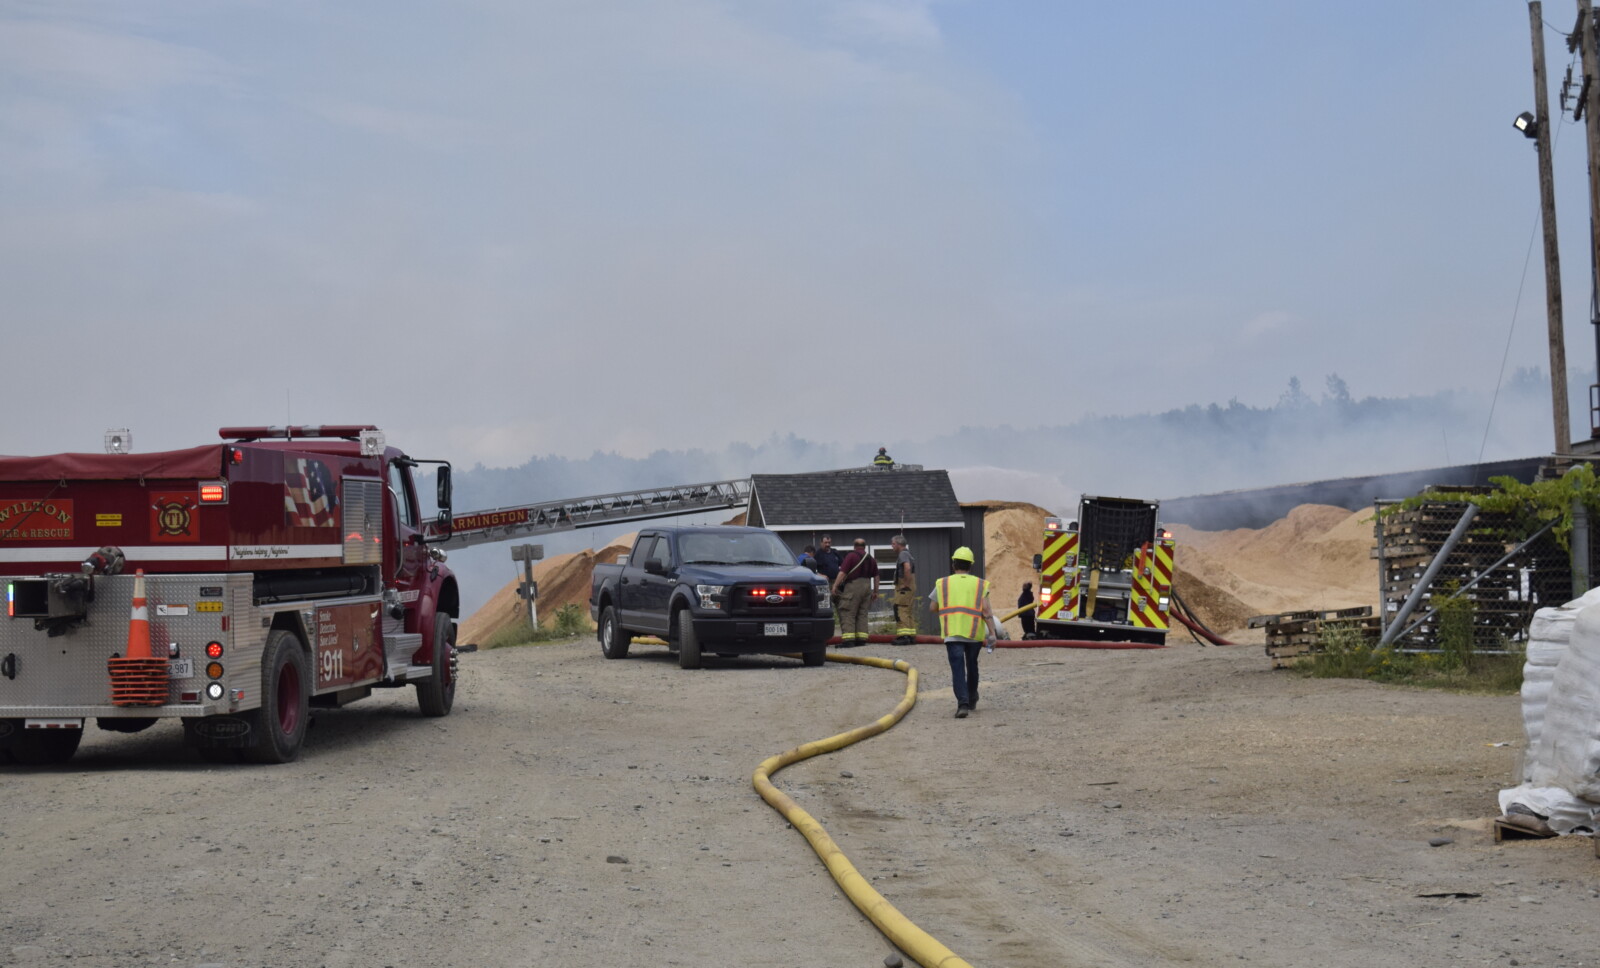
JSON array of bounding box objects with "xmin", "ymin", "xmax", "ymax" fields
[{"xmin": 425, "ymin": 478, "xmax": 752, "ymax": 549}]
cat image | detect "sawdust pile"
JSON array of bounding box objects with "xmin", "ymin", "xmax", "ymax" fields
[
  {"xmin": 1169, "ymin": 504, "xmax": 1379, "ymax": 637},
  {"xmin": 968, "ymin": 501, "xmax": 1052, "ymax": 639},
  {"xmin": 458, "ymin": 535, "xmax": 634, "ymax": 648}
]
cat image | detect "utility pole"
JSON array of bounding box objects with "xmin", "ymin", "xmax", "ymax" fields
[
  {"xmin": 1578, "ymin": 0, "xmax": 1600, "ymax": 437},
  {"xmin": 1530, "ymin": 1, "xmax": 1574, "ymax": 459}
]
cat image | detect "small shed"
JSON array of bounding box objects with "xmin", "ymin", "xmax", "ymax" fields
[{"xmin": 747, "ymin": 468, "xmax": 967, "ymax": 635}]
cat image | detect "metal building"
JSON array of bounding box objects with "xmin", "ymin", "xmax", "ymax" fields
[{"xmin": 747, "ymin": 468, "xmax": 966, "ymax": 635}]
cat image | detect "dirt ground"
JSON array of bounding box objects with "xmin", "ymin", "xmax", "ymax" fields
[{"xmin": 6, "ymin": 637, "xmax": 1597, "ymax": 968}]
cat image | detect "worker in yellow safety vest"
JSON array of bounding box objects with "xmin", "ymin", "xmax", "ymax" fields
[
  {"xmin": 873, "ymin": 447, "xmax": 894, "ymax": 468},
  {"xmin": 927, "ymin": 546, "xmax": 1002, "ymax": 719}
]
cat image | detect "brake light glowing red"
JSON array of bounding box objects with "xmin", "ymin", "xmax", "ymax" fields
[
  {"xmin": 199, "ymin": 483, "xmax": 226, "ymax": 503},
  {"xmin": 206, "ymin": 642, "xmax": 224, "ymax": 659}
]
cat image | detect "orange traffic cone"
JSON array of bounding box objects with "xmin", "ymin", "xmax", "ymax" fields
[
  {"xmin": 109, "ymin": 569, "xmax": 168, "ymax": 706},
  {"xmin": 126, "ymin": 569, "xmax": 153, "ymax": 659}
]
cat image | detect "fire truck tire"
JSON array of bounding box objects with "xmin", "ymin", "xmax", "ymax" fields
[
  {"xmin": 8, "ymin": 727, "xmax": 83, "ymax": 766},
  {"xmin": 599, "ymin": 606, "xmax": 631, "ymax": 659},
  {"xmin": 243, "ymin": 630, "xmax": 309, "ymax": 764},
  {"xmin": 416, "ymin": 612, "xmax": 455, "ymax": 717},
  {"xmin": 0, "ymin": 719, "xmax": 19, "ymax": 763},
  {"xmin": 676, "ymin": 612, "xmax": 702, "ymax": 670}
]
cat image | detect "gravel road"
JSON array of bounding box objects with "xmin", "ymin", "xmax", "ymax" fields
[{"xmin": 6, "ymin": 637, "xmax": 1597, "ymax": 968}]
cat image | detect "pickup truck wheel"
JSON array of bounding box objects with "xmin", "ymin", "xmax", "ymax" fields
[
  {"xmin": 416, "ymin": 612, "xmax": 456, "ymax": 717},
  {"xmin": 677, "ymin": 612, "xmax": 702, "ymax": 670},
  {"xmin": 599, "ymin": 606, "xmax": 631, "ymax": 659},
  {"xmin": 8, "ymin": 727, "xmax": 83, "ymax": 766},
  {"xmin": 242, "ymin": 629, "xmax": 309, "ymax": 764},
  {"xmin": 802, "ymin": 649, "xmax": 826, "ymax": 667}
]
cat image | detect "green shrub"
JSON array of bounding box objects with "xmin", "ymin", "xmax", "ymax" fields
[{"xmin": 482, "ymin": 604, "xmax": 591, "ymax": 650}]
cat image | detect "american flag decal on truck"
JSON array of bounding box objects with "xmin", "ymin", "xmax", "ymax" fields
[{"xmin": 284, "ymin": 457, "xmax": 340, "ymax": 528}]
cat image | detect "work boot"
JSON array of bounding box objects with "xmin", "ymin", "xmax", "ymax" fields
[
  {"xmin": 893, "ymin": 635, "xmax": 912, "ymax": 646},
  {"xmin": 954, "ymin": 705, "xmax": 970, "ymax": 719}
]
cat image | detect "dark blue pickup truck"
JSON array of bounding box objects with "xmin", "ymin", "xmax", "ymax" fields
[{"xmin": 589, "ymin": 525, "xmax": 835, "ymax": 668}]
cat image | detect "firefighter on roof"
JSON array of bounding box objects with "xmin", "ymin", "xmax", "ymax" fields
[{"xmin": 873, "ymin": 447, "xmax": 894, "ymax": 468}]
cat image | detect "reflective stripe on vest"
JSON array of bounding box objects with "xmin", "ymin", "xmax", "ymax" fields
[{"xmin": 935, "ymin": 573, "xmax": 989, "ymax": 640}]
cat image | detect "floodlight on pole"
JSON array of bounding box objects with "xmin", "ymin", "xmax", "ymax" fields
[{"xmin": 1515, "ymin": 110, "xmax": 1540, "ymax": 138}]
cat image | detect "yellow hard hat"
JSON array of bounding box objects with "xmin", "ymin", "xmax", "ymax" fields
[{"xmin": 951, "ymin": 546, "xmax": 975, "ymax": 563}]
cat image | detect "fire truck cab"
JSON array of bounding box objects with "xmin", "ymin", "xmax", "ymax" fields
[{"xmin": 0, "ymin": 425, "xmax": 459, "ymax": 765}]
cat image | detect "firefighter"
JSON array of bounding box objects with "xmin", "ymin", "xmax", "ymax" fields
[
  {"xmin": 831, "ymin": 537, "xmax": 878, "ymax": 646},
  {"xmin": 927, "ymin": 546, "xmax": 1001, "ymax": 718},
  {"xmin": 873, "ymin": 447, "xmax": 894, "ymax": 468},
  {"xmin": 890, "ymin": 534, "xmax": 917, "ymax": 644},
  {"xmin": 1018, "ymin": 581, "xmax": 1037, "ymax": 639}
]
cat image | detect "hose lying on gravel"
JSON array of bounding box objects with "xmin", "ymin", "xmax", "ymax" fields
[
  {"xmin": 829, "ymin": 633, "xmax": 1163, "ymax": 650},
  {"xmin": 752, "ymin": 653, "xmax": 974, "ymax": 968}
]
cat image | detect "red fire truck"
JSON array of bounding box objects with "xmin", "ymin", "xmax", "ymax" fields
[{"xmin": 0, "ymin": 425, "xmax": 458, "ymax": 765}]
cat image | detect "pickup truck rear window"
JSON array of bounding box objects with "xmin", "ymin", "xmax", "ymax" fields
[{"xmin": 680, "ymin": 532, "xmax": 793, "ymax": 566}]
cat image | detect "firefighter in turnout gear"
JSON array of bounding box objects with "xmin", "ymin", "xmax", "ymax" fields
[
  {"xmin": 873, "ymin": 447, "xmax": 894, "ymax": 468},
  {"xmin": 832, "ymin": 537, "xmax": 878, "ymax": 646},
  {"xmin": 891, "ymin": 534, "xmax": 917, "ymax": 644},
  {"xmin": 928, "ymin": 546, "xmax": 1001, "ymax": 718}
]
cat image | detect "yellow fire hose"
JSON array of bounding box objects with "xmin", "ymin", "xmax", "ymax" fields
[
  {"xmin": 997, "ymin": 600, "xmax": 1037, "ymax": 624},
  {"xmin": 752, "ymin": 653, "xmax": 974, "ymax": 968}
]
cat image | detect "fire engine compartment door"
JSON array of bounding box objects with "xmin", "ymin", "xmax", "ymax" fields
[
  {"xmin": 0, "ymin": 572, "xmax": 245, "ymax": 715},
  {"xmin": 311, "ymin": 600, "xmax": 383, "ymax": 692},
  {"xmin": 342, "ymin": 478, "xmax": 384, "ymax": 565}
]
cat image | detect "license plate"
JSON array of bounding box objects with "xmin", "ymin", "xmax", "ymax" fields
[
  {"xmin": 169, "ymin": 658, "xmax": 194, "ymax": 678},
  {"xmin": 763, "ymin": 623, "xmax": 788, "ymax": 637}
]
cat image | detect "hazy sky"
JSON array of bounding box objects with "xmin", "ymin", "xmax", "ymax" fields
[{"xmin": 3, "ymin": 1, "xmax": 1594, "ymax": 467}]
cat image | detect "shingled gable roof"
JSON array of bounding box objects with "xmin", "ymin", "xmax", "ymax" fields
[{"xmin": 749, "ymin": 470, "xmax": 964, "ymax": 529}]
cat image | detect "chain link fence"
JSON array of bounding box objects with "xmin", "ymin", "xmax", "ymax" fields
[{"xmin": 1376, "ymin": 496, "xmax": 1575, "ymax": 652}]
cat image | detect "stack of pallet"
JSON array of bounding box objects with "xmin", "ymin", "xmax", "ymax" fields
[
  {"xmin": 1252, "ymin": 606, "xmax": 1381, "ymax": 667},
  {"xmin": 1375, "ymin": 497, "xmax": 1567, "ymax": 650}
]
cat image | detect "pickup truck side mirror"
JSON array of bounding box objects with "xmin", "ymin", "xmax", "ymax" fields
[
  {"xmin": 644, "ymin": 558, "xmax": 665, "ymax": 575},
  {"xmin": 1031, "ymin": 553, "xmax": 1042, "ymax": 572}
]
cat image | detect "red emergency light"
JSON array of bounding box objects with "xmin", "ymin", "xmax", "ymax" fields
[{"xmin": 199, "ymin": 483, "xmax": 227, "ymax": 503}]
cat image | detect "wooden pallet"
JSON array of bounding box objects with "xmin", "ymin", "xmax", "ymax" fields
[{"xmin": 1256, "ymin": 608, "xmax": 1380, "ymax": 667}]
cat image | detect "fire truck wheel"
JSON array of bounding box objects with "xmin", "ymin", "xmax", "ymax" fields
[
  {"xmin": 599, "ymin": 606, "xmax": 631, "ymax": 659},
  {"xmin": 8, "ymin": 727, "xmax": 83, "ymax": 766},
  {"xmin": 676, "ymin": 611, "xmax": 702, "ymax": 670},
  {"xmin": 243, "ymin": 630, "xmax": 309, "ymax": 764},
  {"xmin": 416, "ymin": 612, "xmax": 456, "ymax": 717}
]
